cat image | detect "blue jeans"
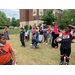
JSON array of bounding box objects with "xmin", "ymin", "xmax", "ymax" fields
[
  {"xmin": 20, "ymin": 37, "xmax": 25, "ymax": 46},
  {"xmin": 49, "ymin": 33, "xmax": 52, "ymax": 43},
  {"xmin": 4, "ymin": 59, "xmax": 12, "ymax": 65}
]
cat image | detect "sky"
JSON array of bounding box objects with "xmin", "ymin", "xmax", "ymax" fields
[
  {"xmin": 0, "ymin": 9, "xmax": 19, "ymax": 19},
  {"xmin": 0, "ymin": 9, "xmax": 64, "ymax": 20}
]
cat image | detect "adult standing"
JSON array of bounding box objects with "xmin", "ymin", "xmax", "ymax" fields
[
  {"xmin": 49, "ymin": 25, "xmax": 54, "ymax": 45},
  {"xmin": 52, "ymin": 26, "xmax": 59, "ymax": 49},
  {"xmin": 43, "ymin": 26, "xmax": 48, "ymax": 45},
  {"xmin": 3, "ymin": 26, "xmax": 10, "ymax": 40},
  {"xmin": 39, "ymin": 27, "xmax": 43, "ymax": 43}
]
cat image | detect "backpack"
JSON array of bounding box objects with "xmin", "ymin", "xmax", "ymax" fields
[{"xmin": 32, "ymin": 29, "xmax": 35, "ymax": 34}]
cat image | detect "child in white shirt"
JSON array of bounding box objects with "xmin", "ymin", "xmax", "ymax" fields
[{"xmin": 25, "ymin": 30, "xmax": 28, "ymax": 42}]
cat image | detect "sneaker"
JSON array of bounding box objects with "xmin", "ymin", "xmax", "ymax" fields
[
  {"xmin": 52, "ymin": 48, "xmax": 55, "ymax": 50},
  {"xmin": 46, "ymin": 43, "xmax": 48, "ymax": 45},
  {"xmin": 59, "ymin": 61, "xmax": 63, "ymax": 65},
  {"xmin": 43, "ymin": 42, "xmax": 45, "ymax": 44},
  {"xmin": 65, "ymin": 62, "xmax": 68, "ymax": 65}
]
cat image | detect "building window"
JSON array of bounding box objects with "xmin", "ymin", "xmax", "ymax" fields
[
  {"xmin": 39, "ymin": 23, "xmax": 41, "ymax": 26},
  {"xmin": 22, "ymin": 18, "xmax": 23, "ymax": 21},
  {"xmin": 21, "ymin": 9, "xmax": 23, "ymax": 12},
  {"xmin": 33, "ymin": 10, "xmax": 36, "ymax": 14},
  {"xmin": 40, "ymin": 9, "xmax": 43, "ymax": 14},
  {"xmin": 59, "ymin": 11, "xmax": 60, "ymax": 14},
  {"xmin": 34, "ymin": 16, "xmax": 36, "ymax": 20},
  {"xmin": 21, "ymin": 13, "xmax": 23, "ymax": 16},
  {"xmin": 39, "ymin": 16, "xmax": 42, "ymax": 20},
  {"xmin": 56, "ymin": 10, "xmax": 58, "ymax": 13}
]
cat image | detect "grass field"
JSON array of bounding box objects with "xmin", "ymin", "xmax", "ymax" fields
[{"xmin": 0, "ymin": 29, "xmax": 75, "ymax": 65}]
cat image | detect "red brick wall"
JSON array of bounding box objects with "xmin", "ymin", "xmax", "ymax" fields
[
  {"xmin": 20, "ymin": 9, "xmax": 47, "ymax": 21},
  {"xmin": 55, "ymin": 12, "xmax": 61, "ymax": 28},
  {"xmin": 36, "ymin": 9, "xmax": 39, "ymax": 20},
  {"xmin": 29, "ymin": 9, "xmax": 34, "ymax": 21},
  {"xmin": 20, "ymin": 9, "xmax": 28, "ymax": 22}
]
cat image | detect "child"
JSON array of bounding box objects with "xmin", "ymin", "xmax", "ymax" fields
[
  {"xmin": 25, "ymin": 30, "xmax": 28, "ymax": 42},
  {"xmin": 49, "ymin": 25, "xmax": 54, "ymax": 45},
  {"xmin": 32, "ymin": 26, "xmax": 36, "ymax": 35},
  {"xmin": 27, "ymin": 28, "xmax": 30, "ymax": 41},
  {"xmin": 39, "ymin": 27, "xmax": 43, "ymax": 43},
  {"xmin": 54, "ymin": 25, "xmax": 75, "ymax": 65},
  {"xmin": 20, "ymin": 28, "xmax": 25, "ymax": 47},
  {"xmin": 0, "ymin": 33, "xmax": 15, "ymax": 65}
]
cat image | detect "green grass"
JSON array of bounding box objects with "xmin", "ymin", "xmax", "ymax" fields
[
  {"xmin": 0, "ymin": 29, "xmax": 20, "ymax": 35},
  {"xmin": 1, "ymin": 29, "xmax": 75, "ymax": 65}
]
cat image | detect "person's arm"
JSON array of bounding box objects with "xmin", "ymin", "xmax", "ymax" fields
[
  {"xmin": 73, "ymin": 27, "xmax": 75, "ymax": 33},
  {"xmin": 10, "ymin": 50, "xmax": 15, "ymax": 65},
  {"xmin": 24, "ymin": 32, "xmax": 25, "ymax": 40},
  {"xmin": 54, "ymin": 33, "xmax": 62, "ymax": 44},
  {"xmin": 69, "ymin": 25, "xmax": 75, "ymax": 33}
]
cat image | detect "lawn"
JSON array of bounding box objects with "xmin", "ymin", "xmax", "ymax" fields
[{"xmin": 0, "ymin": 29, "xmax": 75, "ymax": 65}]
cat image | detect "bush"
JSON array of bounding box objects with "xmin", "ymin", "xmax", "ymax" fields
[
  {"xmin": 0, "ymin": 26, "xmax": 5, "ymax": 29},
  {"xmin": 29, "ymin": 25, "xmax": 32, "ymax": 30},
  {"xmin": 24, "ymin": 25, "xmax": 28, "ymax": 30}
]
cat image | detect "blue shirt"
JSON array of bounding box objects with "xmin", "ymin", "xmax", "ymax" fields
[
  {"xmin": 27, "ymin": 30, "xmax": 30, "ymax": 35},
  {"xmin": 39, "ymin": 29, "xmax": 43, "ymax": 35}
]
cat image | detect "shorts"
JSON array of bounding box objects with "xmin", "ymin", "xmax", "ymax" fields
[
  {"xmin": 4, "ymin": 59, "xmax": 12, "ymax": 65},
  {"xmin": 60, "ymin": 46, "xmax": 71, "ymax": 57},
  {"xmin": 25, "ymin": 36, "xmax": 28, "ymax": 39}
]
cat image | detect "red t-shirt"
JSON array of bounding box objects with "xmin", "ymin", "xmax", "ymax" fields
[{"xmin": 0, "ymin": 43, "xmax": 12, "ymax": 65}]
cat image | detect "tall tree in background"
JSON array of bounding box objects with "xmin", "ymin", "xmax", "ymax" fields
[
  {"xmin": 0, "ymin": 17, "xmax": 6, "ymax": 26},
  {"xmin": 11, "ymin": 17, "xmax": 17, "ymax": 27},
  {"xmin": 41, "ymin": 9, "xmax": 57, "ymax": 25},
  {"xmin": 16, "ymin": 19, "xmax": 20, "ymax": 26},
  {"xmin": 59, "ymin": 9, "xmax": 75, "ymax": 29}
]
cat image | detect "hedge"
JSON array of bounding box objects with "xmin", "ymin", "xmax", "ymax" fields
[{"xmin": 0, "ymin": 26, "xmax": 5, "ymax": 29}]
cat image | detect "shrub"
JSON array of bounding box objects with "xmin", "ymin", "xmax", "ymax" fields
[
  {"xmin": 29, "ymin": 25, "xmax": 32, "ymax": 30},
  {"xmin": 0, "ymin": 26, "xmax": 5, "ymax": 29},
  {"xmin": 24, "ymin": 25, "xmax": 28, "ymax": 30}
]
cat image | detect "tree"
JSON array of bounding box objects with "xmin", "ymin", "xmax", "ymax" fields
[
  {"xmin": 59, "ymin": 19, "xmax": 66, "ymax": 30},
  {"xmin": 16, "ymin": 19, "xmax": 20, "ymax": 26},
  {"xmin": 0, "ymin": 17, "xmax": 6, "ymax": 26},
  {"xmin": 41, "ymin": 9, "xmax": 57, "ymax": 25},
  {"xmin": 61, "ymin": 9, "xmax": 75, "ymax": 25},
  {"xmin": 11, "ymin": 17, "xmax": 17, "ymax": 27},
  {"xmin": 29, "ymin": 25, "xmax": 32, "ymax": 30}
]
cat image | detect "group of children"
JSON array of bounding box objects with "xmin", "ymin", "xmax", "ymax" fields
[{"xmin": 0, "ymin": 24, "xmax": 75, "ymax": 65}]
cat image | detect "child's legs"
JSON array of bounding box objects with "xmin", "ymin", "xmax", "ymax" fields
[
  {"xmin": 43, "ymin": 33, "xmax": 45, "ymax": 42},
  {"xmin": 60, "ymin": 47, "xmax": 65, "ymax": 62},
  {"xmin": 39, "ymin": 35, "xmax": 41, "ymax": 41},
  {"xmin": 41, "ymin": 35, "xmax": 43, "ymax": 41},
  {"xmin": 28, "ymin": 35, "xmax": 29, "ymax": 40},
  {"xmin": 45, "ymin": 33, "xmax": 48, "ymax": 43},
  {"xmin": 22, "ymin": 37, "xmax": 25, "ymax": 46},
  {"xmin": 21, "ymin": 37, "xmax": 23, "ymax": 46},
  {"xmin": 49, "ymin": 33, "xmax": 52, "ymax": 43},
  {"xmin": 65, "ymin": 48, "xmax": 71, "ymax": 63}
]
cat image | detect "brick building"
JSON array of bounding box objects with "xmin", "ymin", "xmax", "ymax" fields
[{"xmin": 19, "ymin": 9, "xmax": 62, "ymax": 28}]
